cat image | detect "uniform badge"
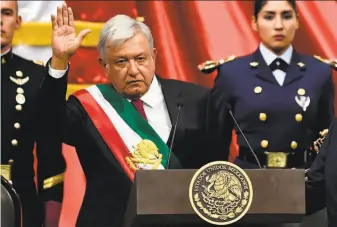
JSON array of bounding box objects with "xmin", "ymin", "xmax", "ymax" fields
[
  {"xmin": 250, "ymin": 62, "xmax": 259, "ymax": 68},
  {"xmin": 297, "ymin": 62, "xmax": 306, "ymax": 70},
  {"xmin": 10, "ymin": 76, "xmax": 29, "ymax": 86},
  {"xmin": 189, "ymin": 161, "xmax": 253, "ymax": 225},
  {"xmin": 295, "ymin": 96, "xmax": 310, "ymax": 111}
]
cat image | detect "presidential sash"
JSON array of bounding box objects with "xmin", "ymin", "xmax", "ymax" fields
[{"xmin": 73, "ymin": 84, "xmax": 170, "ymax": 181}]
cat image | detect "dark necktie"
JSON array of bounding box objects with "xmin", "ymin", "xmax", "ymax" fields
[
  {"xmin": 269, "ymin": 58, "xmax": 289, "ymax": 72},
  {"xmin": 131, "ymin": 99, "xmax": 148, "ymax": 121}
]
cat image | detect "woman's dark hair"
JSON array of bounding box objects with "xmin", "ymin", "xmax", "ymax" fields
[{"xmin": 254, "ymin": 0, "xmax": 297, "ymax": 18}]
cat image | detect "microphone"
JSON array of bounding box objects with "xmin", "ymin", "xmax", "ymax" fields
[
  {"xmin": 226, "ymin": 104, "xmax": 262, "ymax": 169},
  {"xmin": 166, "ymin": 103, "xmax": 184, "ymax": 169}
]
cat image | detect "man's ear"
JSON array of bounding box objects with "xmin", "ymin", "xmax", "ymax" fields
[
  {"xmin": 98, "ymin": 57, "xmax": 108, "ymax": 73},
  {"xmin": 151, "ymin": 48, "xmax": 157, "ymax": 73},
  {"xmin": 152, "ymin": 48, "xmax": 157, "ymax": 62},
  {"xmin": 15, "ymin": 15, "xmax": 22, "ymax": 30}
]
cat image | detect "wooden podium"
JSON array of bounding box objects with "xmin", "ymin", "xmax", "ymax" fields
[{"xmin": 124, "ymin": 169, "xmax": 305, "ymax": 227}]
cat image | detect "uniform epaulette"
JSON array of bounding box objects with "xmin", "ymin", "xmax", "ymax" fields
[
  {"xmin": 33, "ymin": 60, "xmax": 45, "ymax": 66},
  {"xmin": 313, "ymin": 55, "xmax": 330, "ymax": 64},
  {"xmin": 198, "ymin": 55, "xmax": 236, "ymax": 74},
  {"xmin": 135, "ymin": 16, "xmax": 145, "ymax": 22},
  {"xmin": 314, "ymin": 55, "xmax": 337, "ymax": 71}
]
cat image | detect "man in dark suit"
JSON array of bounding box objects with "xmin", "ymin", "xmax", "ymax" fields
[
  {"xmin": 1, "ymin": 1, "xmax": 65, "ymax": 226},
  {"xmin": 306, "ymin": 71, "xmax": 337, "ymax": 227},
  {"xmin": 42, "ymin": 3, "xmax": 224, "ymax": 227}
]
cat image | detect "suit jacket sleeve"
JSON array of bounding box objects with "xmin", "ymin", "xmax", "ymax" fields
[
  {"xmin": 315, "ymin": 71, "xmax": 335, "ymax": 135},
  {"xmin": 306, "ymin": 119, "xmax": 336, "ymax": 214},
  {"xmin": 36, "ymin": 62, "xmax": 83, "ymax": 202},
  {"xmin": 208, "ymin": 67, "xmax": 234, "ymax": 160},
  {"xmin": 36, "ymin": 136, "xmax": 65, "ymax": 202}
]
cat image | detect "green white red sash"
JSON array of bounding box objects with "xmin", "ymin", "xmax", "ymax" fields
[{"xmin": 73, "ymin": 84, "xmax": 170, "ymax": 181}]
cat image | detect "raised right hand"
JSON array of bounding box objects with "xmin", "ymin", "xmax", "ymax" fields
[{"xmin": 51, "ymin": 3, "xmax": 91, "ymax": 69}]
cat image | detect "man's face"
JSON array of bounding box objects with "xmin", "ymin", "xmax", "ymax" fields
[
  {"xmin": 1, "ymin": 1, "xmax": 21, "ymax": 49},
  {"xmin": 100, "ymin": 32, "xmax": 157, "ymax": 100},
  {"xmin": 251, "ymin": 0, "xmax": 299, "ymax": 54}
]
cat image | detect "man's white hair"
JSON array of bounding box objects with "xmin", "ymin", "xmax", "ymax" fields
[{"xmin": 98, "ymin": 14, "xmax": 154, "ymax": 59}]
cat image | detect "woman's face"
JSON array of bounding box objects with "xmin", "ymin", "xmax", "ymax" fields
[{"xmin": 252, "ymin": 1, "xmax": 299, "ymax": 54}]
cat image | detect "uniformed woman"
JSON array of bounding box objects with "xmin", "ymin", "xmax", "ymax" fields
[
  {"xmin": 204, "ymin": 1, "xmax": 334, "ymax": 226},
  {"xmin": 207, "ymin": 0, "xmax": 335, "ymax": 171}
]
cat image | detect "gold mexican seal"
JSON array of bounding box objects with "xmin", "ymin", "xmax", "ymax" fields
[
  {"xmin": 189, "ymin": 161, "xmax": 253, "ymax": 225},
  {"xmin": 125, "ymin": 140, "xmax": 163, "ymax": 170}
]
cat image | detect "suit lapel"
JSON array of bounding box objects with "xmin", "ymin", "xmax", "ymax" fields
[
  {"xmin": 283, "ymin": 50, "xmax": 304, "ymax": 86},
  {"xmin": 157, "ymin": 77, "xmax": 183, "ymax": 129},
  {"xmin": 157, "ymin": 77, "xmax": 185, "ymax": 168},
  {"xmin": 252, "ymin": 49, "xmax": 279, "ymax": 85}
]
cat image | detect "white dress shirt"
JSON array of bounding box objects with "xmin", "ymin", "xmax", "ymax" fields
[
  {"xmin": 48, "ymin": 64, "xmax": 68, "ymax": 79},
  {"xmin": 259, "ymin": 43, "xmax": 293, "ymax": 86},
  {"xmin": 129, "ymin": 76, "xmax": 172, "ymax": 143},
  {"xmin": 48, "ymin": 68, "xmax": 172, "ymax": 143}
]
